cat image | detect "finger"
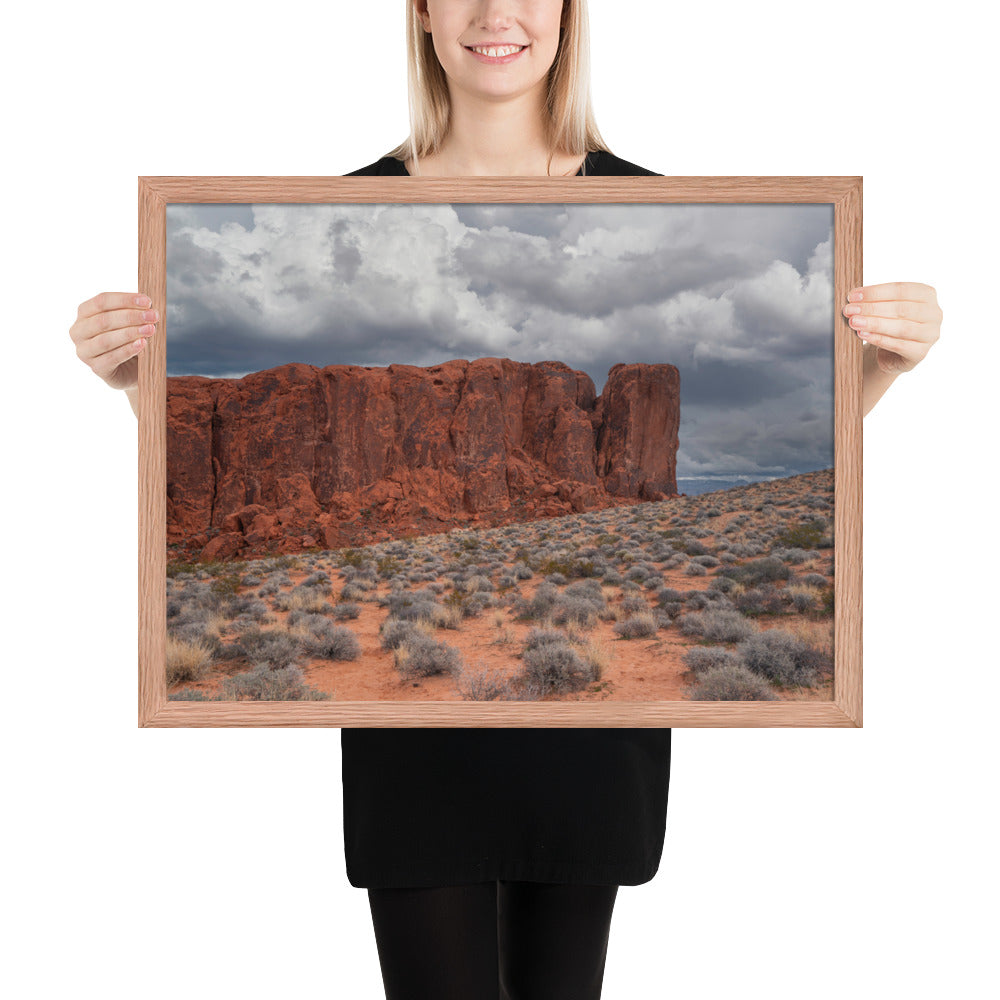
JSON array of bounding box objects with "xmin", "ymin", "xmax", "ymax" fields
[
  {"xmin": 76, "ymin": 291, "xmax": 153, "ymax": 321},
  {"xmin": 854, "ymin": 328, "xmax": 928, "ymax": 361},
  {"xmin": 91, "ymin": 337, "xmax": 148, "ymax": 383},
  {"xmin": 847, "ymin": 281, "xmax": 937, "ymax": 304},
  {"xmin": 76, "ymin": 321, "xmax": 156, "ymax": 365},
  {"xmin": 74, "ymin": 306, "xmax": 159, "ymax": 346},
  {"xmin": 847, "ymin": 313, "xmax": 934, "ymax": 343},
  {"xmin": 842, "ymin": 298, "xmax": 941, "ymax": 323}
]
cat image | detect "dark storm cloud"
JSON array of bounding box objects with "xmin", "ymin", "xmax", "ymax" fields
[
  {"xmin": 168, "ymin": 231, "xmax": 225, "ymax": 286},
  {"xmin": 455, "ymin": 235, "xmax": 760, "ymax": 317},
  {"xmin": 165, "ymin": 201, "xmax": 834, "ymax": 477},
  {"xmin": 677, "ymin": 359, "xmax": 809, "ymax": 408},
  {"xmin": 168, "ymin": 203, "xmax": 255, "ymax": 236}
]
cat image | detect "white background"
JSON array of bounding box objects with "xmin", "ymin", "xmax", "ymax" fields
[{"xmin": 5, "ymin": 1, "xmax": 996, "ymax": 997}]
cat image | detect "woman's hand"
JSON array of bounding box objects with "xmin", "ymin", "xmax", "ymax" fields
[
  {"xmin": 69, "ymin": 291, "xmax": 159, "ymax": 392},
  {"xmin": 842, "ymin": 281, "xmax": 942, "ymax": 374}
]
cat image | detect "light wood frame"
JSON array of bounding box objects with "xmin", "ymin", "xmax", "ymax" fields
[{"xmin": 138, "ymin": 175, "xmax": 862, "ymax": 729}]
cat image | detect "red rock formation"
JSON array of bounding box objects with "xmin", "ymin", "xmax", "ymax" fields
[
  {"xmin": 596, "ymin": 363, "xmax": 681, "ymax": 500},
  {"xmin": 166, "ymin": 357, "xmax": 680, "ymax": 562}
]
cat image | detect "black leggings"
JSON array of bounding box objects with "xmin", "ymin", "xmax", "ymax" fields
[{"xmin": 367, "ymin": 880, "xmax": 620, "ymax": 1000}]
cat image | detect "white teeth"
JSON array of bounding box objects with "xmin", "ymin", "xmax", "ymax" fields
[{"xmin": 469, "ymin": 45, "xmax": 524, "ymax": 57}]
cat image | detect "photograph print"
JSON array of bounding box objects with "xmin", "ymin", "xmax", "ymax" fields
[{"xmin": 163, "ymin": 197, "xmax": 837, "ymax": 707}]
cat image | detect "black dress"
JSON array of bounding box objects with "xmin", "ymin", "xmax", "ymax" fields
[{"xmin": 340, "ymin": 149, "xmax": 671, "ymax": 889}]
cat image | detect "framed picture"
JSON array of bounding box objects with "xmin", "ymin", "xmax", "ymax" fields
[{"xmin": 138, "ymin": 175, "xmax": 862, "ymax": 729}]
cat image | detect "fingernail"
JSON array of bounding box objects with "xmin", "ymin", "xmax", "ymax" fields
[
  {"xmin": 848, "ymin": 289, "xmax": 863, "ymax": 302},
  {"xmin": 843, "ymin": 304, "xmax": 861, "ymax": 316},
  {"xmin": 136, "ymin": 295, "xmax": 151, "ymax": 307}
]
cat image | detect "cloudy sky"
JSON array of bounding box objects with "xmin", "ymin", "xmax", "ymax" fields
[{"xmin": 166, "ymin": 201, "xmax": 834, "ymax": 480}]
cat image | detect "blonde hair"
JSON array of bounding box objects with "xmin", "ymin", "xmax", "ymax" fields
[{"xmin": 385, "ymin": 0, "xmax": 612, "ymax": 174}]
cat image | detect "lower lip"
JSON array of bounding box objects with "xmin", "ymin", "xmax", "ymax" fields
[{"xmin": 464, "ymin": 45, "xmax": 528, "ymax": 65}]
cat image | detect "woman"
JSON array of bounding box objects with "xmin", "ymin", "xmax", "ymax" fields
[{"xmin": 68, "ymin": 2, "xmax": 941, "ymax": 997}]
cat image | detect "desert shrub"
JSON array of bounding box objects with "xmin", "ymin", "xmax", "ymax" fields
[
  {"xmin": 746, "ymin": 556, "xmax": 792, "ymax": 582},
  {"xmin": 523, "ymin": 627, "xmax": 569, "ymax": 651},
  {"xmin": 708, "ymin": 575, "xmax": 738, "ymax": 594},
  {"xmin": 564, "ymin": 579, "xmax": 605, "ymax": 602},
  {"xmin": 223, "ymin": 596, "xmax": 272, "ymax": 621},
  {"xmin": 692, "ymin": 554, "xmax": 721, "ymax": 568},
  {"xmin": 770, "ymin": 546, "xmax": 811, "ymax": 565},
  {"xmin": 652, "ymin": 609, "xmax": 672, "ymax": 629},
  {"xmin": 735, "ymin": 586, "xmax": 787, "ymax": 617},
  {"xmin": 386, "ymin": 588, "xmax": 441, "ymax": 623},
  {"xmin": 579, "ymin": 639, "xmax": 610, "ymax": 679},
  {"xmin": 726, "ymin": 543, "xmax": 764, "ymax": 559},
  {"xmin": 655, "ymin": 588, "xmax": 684, "ymax": 607},
  {"xmin": 219, "ymin": 661, "xmax": 330, "ymax": 701},
  {"xmin": 351, "ymin": 565, "xmax": 379, "ymax": 584},
  {"xmin": 169, "ymin": 621, "xmax": 223, "ymax": 656},
  {"xmin": 688, "ymin": 663, "xmax": 779, "ymax": 700},
  {"xmin": 683, "ymin": 646, "xmax": 742, "ymax": 674},
  {"xmin": 237, "ymin": 627, "xmax": 304, "ymax": 669},
  {"xmin": 456, "ymin": 664, "xmax": 517, "ymax": 701},
  {"xmin": 513, "ymin": 581, "xmax": 560, "ymax": 621},
  {"xmin": 613, "ymin": 612, "xmax": 658, "ymax": 639},
  {"xmin": 521, "ymin": 640, "xmax": 596, "ymax": 694},
  {"xmin": 437, "ymin": 604, "xmax": 464, "ymax": 630},
  {"xmin": 331, "ymin": 602, "xmax": 361, "ymax": 621},
  {"xmin": 621, "ymin": 595, "xmax": 649, "ymax": 615},
  {"xmin": 737, "ymin": 630, "xmax": 825, "ymax": 686},
  {"xmin": 379, "ymin": 618, "xmax": 422, "ymax": 651},
  {"xmin": 464, "ymin": 574, "xmax": 495, "ymax": 594},
  {"xmin": 300, "ymin": 620, "xmax": 360, "ymax": 661},
  {"xmin": 394, "ymin": 633, "xmax": 462, "ymax": 678},
  {"xmin": 376, "ymin": 556, "xmax": 401, "ymax": 578},
  {"xmin": 166, "ymin": 635, "xmax": 214, "ymax": 686},
  {"xmin": 776, "ymin": 518, "xmax": 827, "ymax": 550},
  {"xmin": 785, "ymin": 585, "xmax": 821, "ymax": 612},
  {"xmin": 684, "ymin": 591, "xmax": 712, "ymax": 610},
  {"xmin": 625, "ymin": 564, "xmax": 653, "ymax": 582},
  {"xmin": 273, "ymin": 588, "xmax": 327, "ymax": 614},
  {"xmin": 551, "ymin": 595, "xmax": 601, "ymax": 627},
  {"xmin": 679, "ymin": 609, "xmax": 758, "ymax": 643},
  {"xmin": 800, "ymin": 572, "xmax": 828, "ymax": 588},
  {"xmin": 684, "ymin": 562, "xmax": 708, "ymax": 576},
  {"xmin": 513, "ymin": 564, "xmax": 534, "ymax": 580},
  {"xmin": 545, "ymin": 572, "xmax": 568, "ymax": 586},
  {"xmin": 339, "ymin": 583, "xmax": 367, "ymax": 602}
]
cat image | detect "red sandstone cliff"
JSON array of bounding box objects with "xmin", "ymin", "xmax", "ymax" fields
[{"xmin": 166, "ymin": 357, "xmax": 680, "ymax": 561}]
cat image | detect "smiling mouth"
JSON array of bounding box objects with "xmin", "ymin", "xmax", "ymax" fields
[{"xmin": 464, "ymin": 44, "xmax": 528, "ymax": 57}]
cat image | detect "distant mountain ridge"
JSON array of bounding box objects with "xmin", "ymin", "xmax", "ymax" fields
[{"xmin": 166, "ymin": 357, "xmax": 680, "ymax": 561}]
